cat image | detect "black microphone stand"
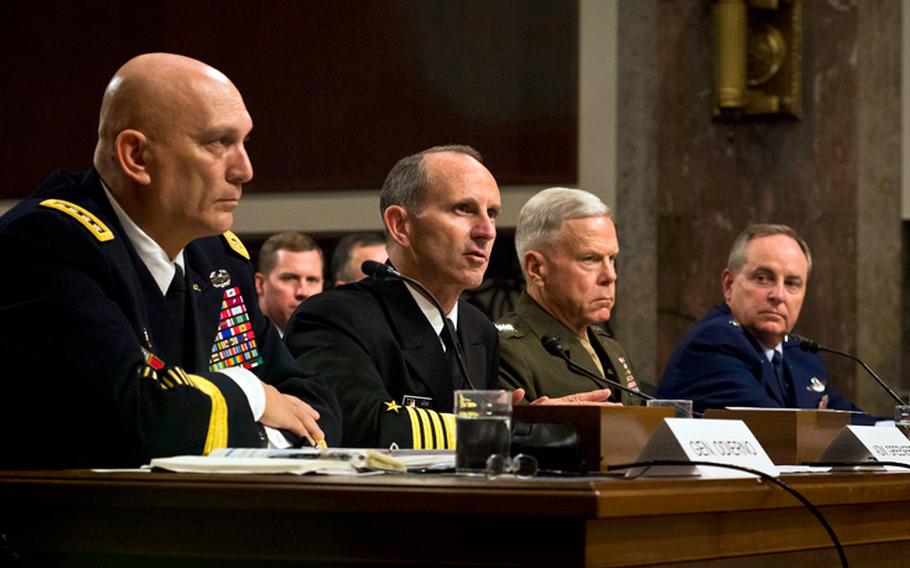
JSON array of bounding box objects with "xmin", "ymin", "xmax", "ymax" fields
[
  {"xmin": 540, "ymin": 335, "xmax": 656, "ymax": 404},
  {"xmin": 796, "ymin": 336, "xmax": 904, "ymax": 405},
  {"xmin": 362, "ymin": 260, "xmax": 476, "ymax": 390}
]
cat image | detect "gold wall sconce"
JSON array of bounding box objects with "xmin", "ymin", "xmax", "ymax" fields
[{"xmin": 713, "ymin": 0, "xmax": 802, "ymax": 120}]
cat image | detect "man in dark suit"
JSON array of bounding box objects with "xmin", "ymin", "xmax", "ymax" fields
[
  {"xmin": 658, "ymin": 224, "xmax": 866, "ymax": 417},
  {"xmin": 255, "ymin": 231, "xmax": 325, "ymax": 335},
  {"xmin": 286, "ymin": 146, "xmax": 613, "ymax": 449},
  {"xmin": 0, "ymin": 53, "xmax": 340, "ymax": 468}
]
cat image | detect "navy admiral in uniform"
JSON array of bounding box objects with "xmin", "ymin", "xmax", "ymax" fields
[
  {"xmin": 286, "ymin": 147, "xmax": 614, "ymax": 449},
  {"xmin": 658, "ymin": 224, "xmax": 866, "ymax": 417},
  {"xmin": 285, "ymin": 146, "xmax": 500, "ymax": 449},
  {"xmin": 0, "ymin": 53, "xmax": 340, "ymax": 468},
  {"xmin": 497, "ymin": 188, "xmax": 644, "ymax": 403}
]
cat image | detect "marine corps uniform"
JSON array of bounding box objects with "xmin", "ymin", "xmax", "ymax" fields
[
  {"xmin": 0, "ymin": 169, "xmax": 341, "ymax": 468},
  {"xmin": 496, "ymin": 292, "xmax": 644, "ymax": 404}
]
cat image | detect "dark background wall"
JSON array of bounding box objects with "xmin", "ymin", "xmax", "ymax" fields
[{"xmin": 2, "ymin": 1, "xmax": 577, "ymax": 198}]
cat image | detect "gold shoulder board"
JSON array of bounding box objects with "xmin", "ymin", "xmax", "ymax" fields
[
  {"xmin": 39, "ymin": 199, "xmax": 114, "ymax": 242},
  {"xmin": 222, "ymin": 230, "xmax": 249, "ymax": 260}
]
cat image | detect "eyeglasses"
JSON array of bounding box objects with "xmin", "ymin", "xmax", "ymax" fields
[{"xmin": 484, "ymin": 453, "xmax": 539, "ymax": 479}]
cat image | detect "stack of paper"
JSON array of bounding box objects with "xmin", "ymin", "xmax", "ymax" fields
[{"xmin": 150, "ymin": 448, "xmax": 455, "ymax": 475}]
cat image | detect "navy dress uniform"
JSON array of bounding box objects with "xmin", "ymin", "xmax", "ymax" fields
[
  {"xmin": 658, "ymin": 303, "xmax": 870, "ymax": 420},
  {"xmin": 496, "ymin": 292, "xmax": 646, "ymax": 404},
  {"xmin": 285, "ymin": 276, "xmax": 499, "ymax": 449},
  {"xmin": 0, "ymin": 169, "xmax": 341, "ymax": 468}
]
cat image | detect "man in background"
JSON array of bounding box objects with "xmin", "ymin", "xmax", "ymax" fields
[
  {"xmin": 331, "ymin": 232, "xmax": 387, "ymax": 286},
  {"xmin": 256, "ymin": 231, "xmax": 324, "ymax": 334}
]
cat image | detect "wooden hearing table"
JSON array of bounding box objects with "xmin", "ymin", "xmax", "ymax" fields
[{"xmin": 1, "ymin": 468, "xmax": 909, "ymax": 567}]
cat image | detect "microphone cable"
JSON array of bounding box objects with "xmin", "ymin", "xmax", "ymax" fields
[{"xmin": 606, "ymin": 459, "xmax": 848, "ymax": 567}]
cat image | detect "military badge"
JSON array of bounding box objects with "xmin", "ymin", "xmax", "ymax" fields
[
  {"xmin": 807, "ymin": 377, "xmax": 826, "ymax": 393},
  {"xmin": 208, "ymin": 286, "xmax": 263, "ymax": 371},
  {"xmin": 40, "ymin": 199, "xmax": 114, "ymax": 242},
  {"xmin": 402, "ymin": 395, "xmax": 433, "ymax": 409},
  {"xmin": 141, "ymin": 347, "xmax": 165, "ymax": 370},
  {"xmin": 384, "ymin": 400, "xmax": 402, "ymax": 414},
  {"xmin": 222, "ymin": 230, "xmax": 250, "ymax": 259},
  {"xmin": 209, "ymin": 269, "xmax": 231, "ymax": 288}
]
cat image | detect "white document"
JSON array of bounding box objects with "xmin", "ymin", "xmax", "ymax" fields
[{"xmin": 150, "ymin": 448, "xmax": 456, "ymax": 475}]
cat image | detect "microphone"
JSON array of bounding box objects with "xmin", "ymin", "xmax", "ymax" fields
[
  {"xmin": 361, "ymin": 260, "xmax": 476, "ymax": 390},
  {"xmin": 540, "ymin": 335, "xmax": 656, "ymax": 404},
  {"xmin": 794, "ymin": 335, "xmax": 904, "ymax": 405}
]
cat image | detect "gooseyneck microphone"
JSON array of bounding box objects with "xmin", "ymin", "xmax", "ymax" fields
[
  {"xmin": 362, "ymin": 260, "xmax": 476, "ymax": 390},
  {"xmin": 540, "ymin": 335, "xmax": 656, "ymax": 404},
  {"xmin": 794, "ymin": 335, "xmax": 904, "ymax": 405}
]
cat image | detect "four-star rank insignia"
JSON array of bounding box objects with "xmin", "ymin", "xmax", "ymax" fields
[{"xmin": 209, "ymin": 286, "xmax": 263, "ymax": 371}]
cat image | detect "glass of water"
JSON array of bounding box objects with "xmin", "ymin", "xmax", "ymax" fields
[
  {"xmin": 895, "ymin": 405, "xmax": 910, "ymax": 439},
  {"xmin": 454, "ymin": 390, "xmax": 511, "ymax": 475},
  {"xmin": 647, "ymin": 399, "xmax": 694, "ymax": 418}
]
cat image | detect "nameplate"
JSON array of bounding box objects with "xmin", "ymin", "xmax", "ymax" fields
[
  {"xmin": 628, "ymin": 418, "xmax": 778, "ymax": 479},
  {"xmin": 816, "ymin": 426, "xmax": 910, "ymax": 470}
]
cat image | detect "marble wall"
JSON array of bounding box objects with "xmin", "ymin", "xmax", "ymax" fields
[{"xmin": 618, "ymin": 0, "xmax": 902, "ymax": 415}]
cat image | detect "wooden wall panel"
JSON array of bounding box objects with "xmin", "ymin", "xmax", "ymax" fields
[{"xmin": 2, "ymin": 1, "xmax": 577, "ymax": 198}]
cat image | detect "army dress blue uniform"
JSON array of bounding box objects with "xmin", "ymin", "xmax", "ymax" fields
[
  {"xmin": 0, "ymin": 169, "xmax": 341, "ymax": 468},
  {"xmin": 658, "ymin": 303, "xmax": 868, "ymax": 419}
]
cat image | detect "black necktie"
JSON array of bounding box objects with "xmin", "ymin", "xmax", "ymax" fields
[
  {"xmin": 772, "ymin": 351, "xmax": 792, "ymax": 406},
  {"xmin": 165, "ymin": 265, "xmax": 186, "ymax": 363},
  {"xmin": 440, "ymin": 318, "xmax": 465, "ymax": 389}
]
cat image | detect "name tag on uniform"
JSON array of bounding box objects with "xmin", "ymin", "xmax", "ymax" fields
[{"xmin": 402, "ymin": 395, "xmax": 433, "ymax": 409}]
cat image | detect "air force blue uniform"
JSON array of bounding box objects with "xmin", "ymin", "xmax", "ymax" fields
[{"xmin": 658, "ymin": 303, "xmax": 868, "ymax": 419}]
